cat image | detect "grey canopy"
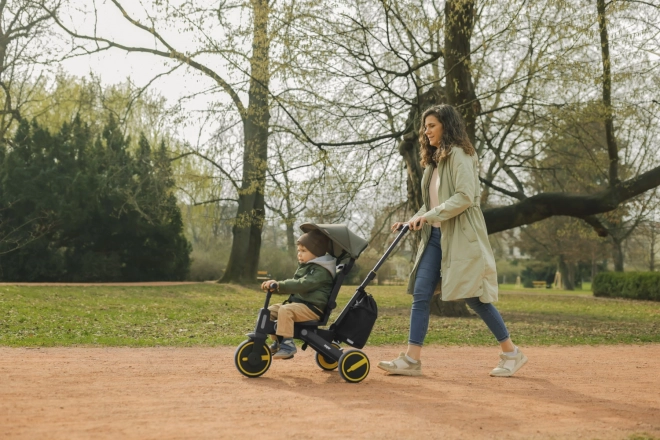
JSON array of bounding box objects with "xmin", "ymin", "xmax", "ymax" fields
[{"xmin": 300, "ymin": 223, "xmax": 368, "ymax": 259}]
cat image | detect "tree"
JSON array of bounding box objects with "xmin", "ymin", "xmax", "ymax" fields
[
  {"xmin": 47, "ymin": 0, "xmax": 311, "ymax": 283},
  {"xmin": 44, "ymin": 0, "xmax": 660, "ymax": 286},
  {"xmin": 626, "ymin": 205, "xmax": 660, "ymax": 272},
  {"xmin": 517, "ymin": 217, "xmax": 609, "ymax": 290},
  {"xmin": 265, "ymin": 135, "xmax": 324, "ymax": 257},
  {"xmin": 476, "ymin": 0, "xmax": 660, "ymax": 233},
  {"xmin": 287, "ymin": 0, "xmax": 660, "ymax": 244},
  {"xmin": 0, "ymin": 0, "xmax": 60, "ymax": 144},
  {"xmin": 0, "ymin": 0, "xmax": 62, "ymax": 254},
  {"xmin": 0, "ymin": 116, "xmax": 190, "ymax": 281}
]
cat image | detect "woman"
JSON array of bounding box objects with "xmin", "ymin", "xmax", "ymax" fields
[{"xmin": 378, "ymin": 104, "xmax": 527, "ymax": 377}]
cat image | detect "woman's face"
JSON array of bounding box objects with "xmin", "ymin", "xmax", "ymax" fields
[{"xmin": 424, "ymin": 115, "xmax": 443, "ymax": 148}]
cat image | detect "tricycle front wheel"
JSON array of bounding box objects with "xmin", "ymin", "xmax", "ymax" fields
[{"xmin": 234, "ymin": 339, "xmax": 272, "ymax": 378}]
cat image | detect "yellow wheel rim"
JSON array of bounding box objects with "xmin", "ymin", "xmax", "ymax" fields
[
  {"xmin": 316, "ymin": 343, "xmax": 340, "ymax": 370},
  {"xmin": 235, "ymin": 341, "xmax": 271, "ymax": 377},
  {"xmin": 340, "ymin": 351, "xmax": 369, "ymax": 383}
]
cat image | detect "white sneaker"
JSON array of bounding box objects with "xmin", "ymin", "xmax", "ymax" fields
[
  {"xmin": 490, "ymin": 350, "xmax": 528, "ymax": 377},
  {"xmin": 377, "ymin": 352, "xmax": 422, "ymax": 376}
]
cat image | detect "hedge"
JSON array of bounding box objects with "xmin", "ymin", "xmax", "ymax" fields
[{"xmin": 592, "ymin": 272, "xmax": 660, "ymax": 302}]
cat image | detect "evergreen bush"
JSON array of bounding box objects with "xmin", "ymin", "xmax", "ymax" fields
[
  {"xmin": 0, "ymin": 116, "xmax": 190, "ymax": 281},
  {"xmin": 592, "ymin": 272, "xmax": 660, "ymax": 301}
]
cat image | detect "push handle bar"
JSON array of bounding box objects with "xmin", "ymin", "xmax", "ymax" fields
[{"xmin": 357, "ymin": 223, "xmax": 410, "ymax": 290}]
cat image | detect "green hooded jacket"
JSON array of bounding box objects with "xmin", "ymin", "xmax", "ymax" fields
[{"xmin": 277, "ymin": 254, "xmax": 336, "ymax": 314}]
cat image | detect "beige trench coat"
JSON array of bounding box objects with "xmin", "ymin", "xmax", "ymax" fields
[{"xmin": 406, "ymin": 148, "xmax": 498, "ymax": 303}]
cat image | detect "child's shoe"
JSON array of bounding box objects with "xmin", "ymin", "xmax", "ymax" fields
[
  {"xmin": 272, "ymin": 338, "xmax": 297, "ymax": 360},
  {"xmin": 269, "ymin": 340, "xmax": 279, "ymax": 354},
  {"xmin": 377, "ymin": 352, "xmax": 422, "ymax": 376},
  {"xmin": 490, "ymin": 349, "xmax": 528, "ymax": 377}
]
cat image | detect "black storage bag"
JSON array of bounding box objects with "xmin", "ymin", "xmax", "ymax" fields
[{"xmin": 332, "ymin": 292, "xmax": 378, "ymax": 348}]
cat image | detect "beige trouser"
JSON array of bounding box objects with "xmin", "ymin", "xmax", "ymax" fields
[{"xmin": 268, "ymin": 303, "xmax": 320, "ymax": 338}]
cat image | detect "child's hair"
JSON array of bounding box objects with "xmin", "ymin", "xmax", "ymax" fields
[
  {"xmin": 297, "ymin": 230, "xmax": 330, "ymax": 258},
  {"xmin": 419, "ymin": 104, "xmax": 475, "ymax": 167}
]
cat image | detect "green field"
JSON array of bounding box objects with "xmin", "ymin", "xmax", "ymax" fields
[{"xmin": 1, "ymin": 283, "xmax": 658, "ymax": 347}]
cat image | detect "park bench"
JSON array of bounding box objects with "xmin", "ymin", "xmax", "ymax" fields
[
  {"xmin": 256, "ymin": 270, "xmax": 272, "ymax": 281},
  {"xmin": 532, "ymin": 281, "xmax": 546, "ymax": 288}
]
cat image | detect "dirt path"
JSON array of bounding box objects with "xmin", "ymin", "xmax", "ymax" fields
[{"xmin": 1, "ymin": 345, "xmax": 658, "ymax": 440}]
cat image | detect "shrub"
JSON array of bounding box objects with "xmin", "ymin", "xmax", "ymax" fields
[
  {"xmin": 188, "ymin": 249, "xmax": 225, "ymax": 281},
  {"xmin": 258, "ymin": 246, "xmax": 298, "ymax": 281},
  {"xmin": 592, "ymin": 272, "xmax": 660, "ymax": 302}
]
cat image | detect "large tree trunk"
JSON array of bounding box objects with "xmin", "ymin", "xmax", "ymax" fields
[
  {"xmin": 650, "ymin": 222, "xmax": 657, "ymax": 272},
  {"xmin": 397, "ymin": 0, "xmax": 476, "ymax": 318},
  {"xmin": 398, "ymin": 86, "xmax": 445, "ymax": 214},
  {"xmin": 596, "ymin": 0, "xmax": 619, "ymax": 186},
  {"xmin": 558, "ymin": 257, "xmax": 576, "ymax": 291},
  {"xmin": 611, "ymin": 237, "xmax": 624, "ymax": 272},
  {"xmin": 430, "ymin": 283, "xmax": 472, "ymax": 317},
  {"xmin": 221, "ymin": 0, "xmax": 270, "ymax": 283},
  {"xmin": 444, "ymin": 0, "xmax": 479, "ymax": 146}
]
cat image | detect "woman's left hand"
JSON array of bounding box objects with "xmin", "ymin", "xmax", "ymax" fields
[{"xmin": 408, "ymin": 216, "xmax": 427, "ymax": 231}]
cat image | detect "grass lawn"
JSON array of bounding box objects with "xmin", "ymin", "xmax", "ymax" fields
[
  {"xmin": 1, "ymin": 283, "xmax": 658, "ymax": 347},
  {"xmin": 497, "ymin": 283, "xmax": 592, "ymax": 295}
]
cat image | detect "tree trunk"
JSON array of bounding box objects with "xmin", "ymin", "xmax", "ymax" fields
[
  {"xmin": 650, "ymin": 222, "xmax": 656, "ymax": 272},
  {"xmin": 444, "ymin": 0, "xmax": 479, "ymax": 146},
  {"xmin": 558, "ymin": 257, "xmax": 575, "ymax": 291},
  {"xmin": 398, "ymin": 86, "xmax": 446, "ymax": 214},
  {"xmin": 611, "ymin": 237, "xmax": 624, "ymax": 272},
  {"xmin": 285, "ymin": 219, "xmax": 296, "ymax": 258},
  {"xmin": 429, "ymin": 283, "xmax": 471, "ymax": 317},
  {"xmin": 221, "ymin": 0, "xmax": 271, "ymax": 284},
  {"xmin": 596, "ymin": 0, "xmax": 619, "ymax": 186},
  {"xmin": 400, "ymin": 0, "xmax": 476, "ymax": 318}
]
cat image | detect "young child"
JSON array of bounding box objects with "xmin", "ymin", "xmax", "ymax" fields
[{"xmin": 261, "ymin": 229, "xmax": 336, "ymax": 360}]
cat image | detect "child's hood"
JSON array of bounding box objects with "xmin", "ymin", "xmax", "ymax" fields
[{"xmin": 307, "ymin": 254, "xmax": 337, "ymax": 277}]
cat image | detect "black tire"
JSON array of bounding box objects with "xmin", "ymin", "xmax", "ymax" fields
[
  {"xmin": 234, "ymin": 339, "xmax": 272, "ymax": 378},
  {"xmin": 314, "ymin": 343, "xmax": 341, "ymax": 371},
  {"xmin": 338, "ymin": 349, "xmax": 370, "ymax": 383}
]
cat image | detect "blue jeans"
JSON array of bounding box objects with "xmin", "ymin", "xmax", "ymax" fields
[{"xmin": 409, "ymin": 227, "xmax": 510, "ymax": 346}]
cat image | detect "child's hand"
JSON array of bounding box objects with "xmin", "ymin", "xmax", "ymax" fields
[{"xmin": 261, "ymin": 280, "xmax": 278, "ymax": 292}]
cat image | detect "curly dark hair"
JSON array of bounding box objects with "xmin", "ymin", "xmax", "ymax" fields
[{"xmin": 419, "ymin": 104, "xmax": 475, "ymax": 167}]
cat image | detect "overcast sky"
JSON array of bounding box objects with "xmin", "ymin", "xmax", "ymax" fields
[{"xmin": 56, "ymin": 1, "xmax": 233, "ymax": 147}]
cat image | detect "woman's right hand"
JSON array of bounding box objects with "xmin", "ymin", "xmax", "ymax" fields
[{"xmin": 391, "ymin": 222, "xmax": 406, "ymax": 233}]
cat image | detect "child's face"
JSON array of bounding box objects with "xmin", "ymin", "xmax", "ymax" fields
[{"xmin": 297, "ymin": 244, "xmax": 317, "ymax": 264}]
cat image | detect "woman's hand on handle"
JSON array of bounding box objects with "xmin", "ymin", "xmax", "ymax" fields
[
  {"xmin": 408, "ymin": 216, "xmax": 428, "ymax": 231},
  {"xmin": 391, "ymin": 222, "xmax": 406, "ymax": 233}
]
